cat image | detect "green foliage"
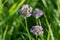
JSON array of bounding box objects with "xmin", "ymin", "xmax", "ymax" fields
[{"xmin": 0, "ymin": 0, "xmax": 60, "ymax": 40}]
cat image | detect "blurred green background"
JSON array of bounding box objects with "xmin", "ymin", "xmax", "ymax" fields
[{"xmin": 0, "ymin": 0, "xmax": 60, "ymax": 40}]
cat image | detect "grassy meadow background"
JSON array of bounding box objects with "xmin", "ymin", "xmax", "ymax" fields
[{"xmin": 0, "ymin": 0, "xmax": 60, "ymax": 40}]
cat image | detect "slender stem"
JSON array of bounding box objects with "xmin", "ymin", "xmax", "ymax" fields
[
  {"xmin": 36, "ymin": 19, "xmax": 39, "ymax": 25},
  {"xmin": 36, "ymin": 35, "xmax": 38, "ymax": 40},
  {"xmin": 0, "ymin": 26, "xmax": 3, "ymax": 40},
  {"xmin": 38, "ymin": 19, "xmax": 41, "ymax": 26},
  {"xmin": 35, "ymin": 19, "xmax": 39, "ymax": 39},
  {"xmin": 42, "ymin": 0, "xmax": 47, "ymax": 7},
  {"xmin": 44, "ymin": 14, "xmax": 54, "ymax": 40},
  {"xmin": 39, "ymin": 35, "xmax": 44, "ymax": 40},
  {"xmin": 41, "ymin": 35, "xmax": 44, "ymax": 40},
  {"xmin": 3, "ymin": 25, "xmax": 8, "ymax": 40},
  {"xmin": 47, "ymin": 32, "xmax": 50, "ymax": 40},
  {"xmin": 38, "ymin": 19, "xmax": 44, "ymax": 40},
  {"xmin": 20, "ymin": 22, "xmax": 25, "ymax": 30},
  {"xmin": 25, "ymin": 17, "xmax": 31, "ymax": 40}
]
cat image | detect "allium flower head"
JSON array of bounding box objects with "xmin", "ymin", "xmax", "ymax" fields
[
  {"xmin": 33, "ymin": 8, "xmax": 43, "ymax": 19},
  {"xmin": 18, "ymin": 4, "xmax": 32, "ymax": 18},
  {"xmin": 30, "ymin": 26, "xmax": 44, "ymax": 36}
]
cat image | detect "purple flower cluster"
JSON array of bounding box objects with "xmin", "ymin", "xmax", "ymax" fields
[
  {"xmin": 18, "ymin": 4, "xmax": 32, "ymax": 18},
  {"xmin": 19, "ymin": 5, "xmax": 43, "ymax": 19},
  {"xmin": 30, "ymin": 26, "xmax": 44, "ymax": 36},
  {"xmin": 18, "ymin": 4, "xmax": 44, "ymax": 36},
  {"xmin": 33, "ymin": 8, "xmax": 43, "ymax": 19}
]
